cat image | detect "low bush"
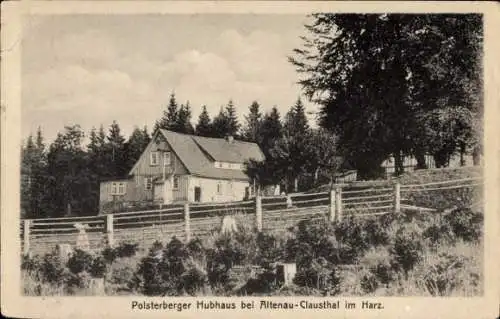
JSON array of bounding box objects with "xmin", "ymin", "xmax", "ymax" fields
[
  {"xmin": 293, "ymin": 257, "xmax": 341, "ymax": 295},
  {"xmin": 133, "ymin": 237, "xmax": 211, "ymax": 296},
  {"xmin": 114, "ymin": 242, "xmax": 140, "ymax": 258},
  {"xmin": 67, "ymin": 249, "xmax": 94, "ymax": 274},
  {"xmin": 390, "ymin": 223, "xmax": 424, "ymax": 276},
  {"xmin": 443, "ymin": 207, "xmax": 483, "ymax": 242},
  {"xmin": 39, "ymin": 251, "xmax": 68, "ymax": 285}
]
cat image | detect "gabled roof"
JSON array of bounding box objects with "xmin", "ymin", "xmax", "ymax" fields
[
  {"xmin": 131, "ymin": 130, "xmax": 265, "ymax": 181},
  {"xmin": 191, "ymin": 135, "xmax": 265, "ymax": 163}
]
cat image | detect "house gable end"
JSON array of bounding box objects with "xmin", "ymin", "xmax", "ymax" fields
[{"xmin": 128, "ymin": 130, "xmax": 190, "ymax": 177}]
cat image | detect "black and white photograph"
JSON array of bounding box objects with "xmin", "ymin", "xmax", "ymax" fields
[{"xmin": 1, "ymin": 2, "xmax": 499, "ymax": 318}]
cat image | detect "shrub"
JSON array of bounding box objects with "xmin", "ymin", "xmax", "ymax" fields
[
  {"xmin": 422, "ymin": 222, "xmax": 453, "ymax": 245},
  {"xmin": 180, "ymin": 238, "xmax": 209, "ymax": 296},
  {"xmin": 293, "ymin": 257, "xmax": 341, "ymax": 295},
  {"xmin": 39, "ymin": 251, "xmax": 68, "ymax": 285},
  {"xmin": 443, "ymin": 207, "xmax": 483, "ymax": 242},
  {"xmin": 107, "ymin": 262, "xmax": 136, "ymax": 294},
  {"xmin": 207, "ymin": 233, "xmax": 251, "ymax": 289},
  {"xmin": 286, "ymin": 219, "xmax": 340, "ymax": 267},
  {"xmin": 21, "ymin": 254, "xmax": 41, "ymax": 274},
  {"xmin": 255, "ymin": 232, "xmax": 284, "ymax": 267},
  {"xmin": 114, "ymin": 242, "xmax": 139, "ymax": 258},
  {"xmin": 179, "ymin": 257, "xmax": 209, "ymax": 296},
  {"xmin": 390, "ymin": 223, "xmax": 424, "ymax": 275},
  {"xmin": 67, "ymin": 249, "xmax": 94, "ymax": 274},
  {"xmin": 133, "ymin": 241, "xmax": 165, "ymax": 295},
  {"xmin": 360, "ymin": 270, "xmax": 379, "ymax": 294},
  {"xmin": 134, "ymin": 237, "xmax": 211, "ymax": 296},
  {"xmin": 101, "ymin": 247, "xmax": 117, "ymax": 264},
  {"xmin": 89, "ymin": 256, "xmax": 107, "ymax": 278},
  {"xmin": 362, "ymin": 218, "xmax": 390, "ymax": 247},
  {"xmin": 334, "ymin": 217, "xmax": 370, "ymax": 263}
]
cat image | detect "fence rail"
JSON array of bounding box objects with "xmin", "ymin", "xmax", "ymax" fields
[{"xmin": 20, "ymin": 177, "xmax": 482, "ymax": 256}]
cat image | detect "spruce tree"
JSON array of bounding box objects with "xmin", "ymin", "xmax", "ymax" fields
[
  {"xmin": 225, "ymin": 99, "xmax": 240, "ymax": 137},
  {"xmin": 156, "ymin": 92, "xmax": 179, "ymax": 132},
  {"xmin": 242, "ymin": 101, "xmax": 262, "ymax": 142},
  {"xmin": 211, "ymin": 107, "xmax": 230, "ymax": 138},
  {"xmin": 124, "ymin": 126, "xmax": 151, "ymax": 171},
  {"xmin": 174, "ymin": 102, "xmax": 195, "ymax": 134},
  {"xmin": 195, "ymin": 105, "xmax": 213, "ymax": 137},
  {"xmin": 106, "ymin": 121, "xmax": 126, "ymax": 177}
]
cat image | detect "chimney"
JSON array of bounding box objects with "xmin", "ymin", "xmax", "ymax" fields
[{"xmin": 225, "ymin": 135, "xmax": 234, "ymax": 143}]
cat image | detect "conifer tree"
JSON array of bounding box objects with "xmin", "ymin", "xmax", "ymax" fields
[
  {"xmin": 124, "ymin": 125, "xmax": 151, "ymax": 171},
  {"xmin": 173, "ymin": 102, "xmax": 195, "ymax": 134},
  {"xmin": 225, "ymin": 99, "xmax": 240, "ymax": 137},
  {"xmin": 195, "ymin": 105, "xmax": 213, "ymax": 137},
  {"xmin": 155, "ymin": 92, "xmax": 179, "ymax": 132},
  {"xmin": 211, "ymin": 107, "xmax": 230, "ymax": 138},
  {"xmin": 242, "ymin": 101, "xmax": 262, "ymax": 142},
  {"xmin": 106, "ymin": 121, "xmax": 126, "ymax": 177}
]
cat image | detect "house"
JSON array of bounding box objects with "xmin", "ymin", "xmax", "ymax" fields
[{"xmin": 99, "ymin": 130, "xmax": 265, "ymax": 211}]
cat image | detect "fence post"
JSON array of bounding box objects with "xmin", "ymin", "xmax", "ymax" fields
[
  {"xmin": 286, "ymin": 194, "xmax": 293, "ymax": 208},
  {"xmin": 105, "ymin": 214, "xmax": 114, "ymax": 247},
  {"xmin": 184, "ymin": 203, "xmax": 191, "ymax": 242},
  {"xmin": 328, "ymin": 189, "xmax": 336, "ymax": 222},
  {"xmin": 255, "ymin": 195, "xmax": 262, "ymax": 232},
  {"xmin": 23, "ymin": 219, "xmax": 31, "ymax": 256},
  {"xmin": 335, "ymin": 187, "xmax": 343, "ymax": 222},
  {"xmin": 394, "ymin": 182, "xmax": 401, "ymax": 214}
]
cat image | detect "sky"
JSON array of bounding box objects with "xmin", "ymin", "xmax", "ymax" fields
[{"xmin": 21, "ymin": 14, "xmax": 318, "ymax": 143}]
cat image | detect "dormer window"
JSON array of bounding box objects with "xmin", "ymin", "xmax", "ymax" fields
[{"xmin": 214, "ymin": 161, "xmax": 242, "ymax": 170}]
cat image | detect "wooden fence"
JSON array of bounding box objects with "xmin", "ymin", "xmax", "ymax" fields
[{"xmin": 21, "ymin": 177, "xmax": 482, "ymax": 256}]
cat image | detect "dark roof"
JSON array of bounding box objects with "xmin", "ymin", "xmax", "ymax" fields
[
  {"xmin": 156, "ymin": 130, "xmax": 265, "ymax": 181},
  {"xmin": 191, "ymin": 135, "xmax": 265, "ymax": 163}
]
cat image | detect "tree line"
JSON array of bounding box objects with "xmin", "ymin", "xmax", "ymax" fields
[{"xmin": 21, "ymin": 94, "xmax": 334, "ymax": 218}]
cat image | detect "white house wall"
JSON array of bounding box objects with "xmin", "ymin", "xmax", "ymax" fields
[{"xmin": 188, "ymin": 176, "xmax": 249, "ymax": 203}]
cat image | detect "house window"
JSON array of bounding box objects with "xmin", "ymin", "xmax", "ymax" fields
[
  {"xmin": 118, "ymin": 183, "xmax": 125, "ymax": 194},
  {"xmin": 164, "ymin": 152, "xmax": 171, "ymax": 166},
  {"xmin": 145, "ymin": 177, "xmax": 153, "ymax": 190},
  {"xmin": 217, "ymin": 181, "xmax": 223, "ymax": 194},
  {"xmin": 150, "ymin": 151, "xmax": 159, "ymax": 166},
  {"xmin": 111, "ymin": 182, "xmax": 126, "ymax": 195},
  {"xmin": 173, "ymin": 176, "xmax": 180, "ymax": 189}
]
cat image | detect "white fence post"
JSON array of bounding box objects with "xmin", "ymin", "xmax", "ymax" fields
[
  {"xmin": 23, "ymin": 219, "xmax": 31, "ymax": 256},
  {"xmin": 184, "ymin": 203, "xmax": 191, "ymax": 242},
  {"xmin": 286, "ymin": 194, "xmax": 293, "ymax": 208},
  {"xmin": 335, "ymin": 187, "xmax": 343, "ymax": 222},
  {"xmin": 328, "ymin": 189, "xmax": 336, "ymax": 222},
  {"xmin": 394, "ymin": 182, "xmax": 401, "ymax": 214},
  {"xmin": 255, "ymin": 195, "xmax": 262, "ymax": 232},
  {"xmin": 105, "ymin": 214, "xmax": 114, "ymax": 247}
]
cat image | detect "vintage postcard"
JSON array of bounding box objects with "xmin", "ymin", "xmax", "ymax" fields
[{"xmin": 1, "ymin": 1, "xmax": 499, "ymax": 318}]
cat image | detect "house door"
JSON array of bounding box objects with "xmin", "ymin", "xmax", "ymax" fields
[
  {"xmin": 194, "ymin": 187, "xmax": 201, "ymax": 202},
  {"xmin": 153, "ymin": 182, "xmax": 163, "ymax": 202},
  {"xmin": 163, "ymin": 179, "xmax": 172, "ymax": 204},
  {"xmin": 153, "ymin": 180, "xmax": 173, "ymax": 204}
]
